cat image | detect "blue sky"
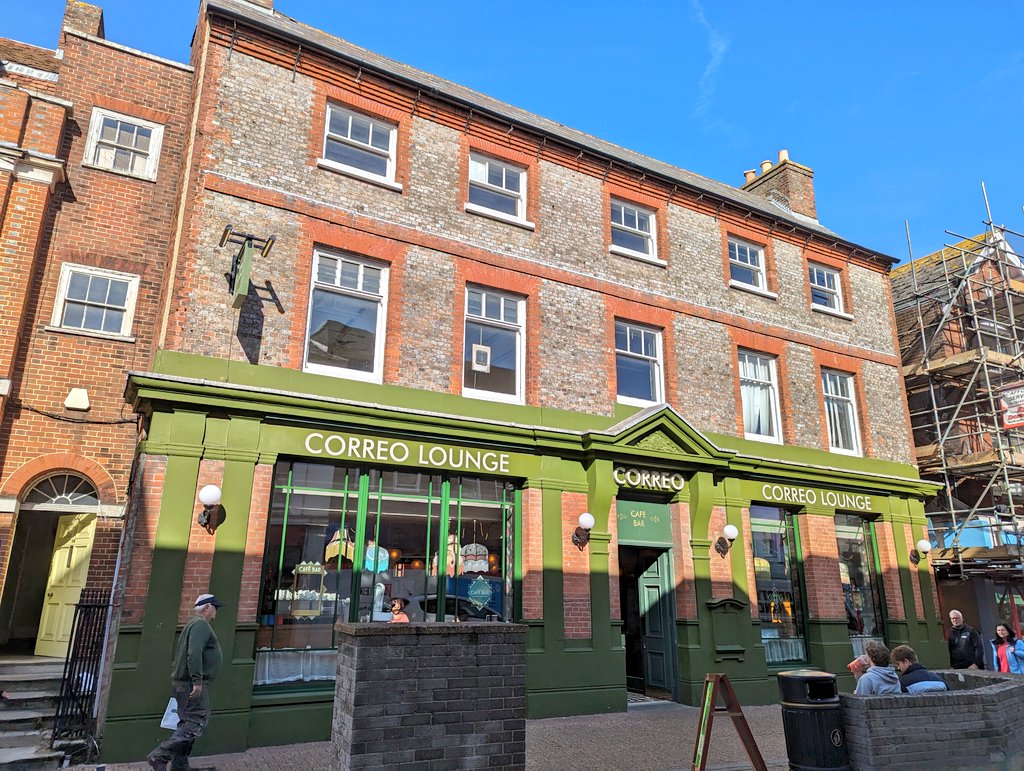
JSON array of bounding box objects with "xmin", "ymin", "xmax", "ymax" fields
[{"xmin": 9, "ymin": 1, "xmax": 1024, "ymax": 261}]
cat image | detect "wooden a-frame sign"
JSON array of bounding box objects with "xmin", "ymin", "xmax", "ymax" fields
[{"xmin": 691, "ymin": 673, "xmax": 767, "ymax": 771}]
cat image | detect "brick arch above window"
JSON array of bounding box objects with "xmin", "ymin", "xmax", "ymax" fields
[{"xmin": 1, "ymin": 453, "xmax": 119, "ymax": 505}]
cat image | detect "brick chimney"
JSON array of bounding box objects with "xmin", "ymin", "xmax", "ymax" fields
[
  {"xmin": 741, "ymin": 149, "xmax": 817, "ymax": 220},
  {"xmin": 63, "ymin": 0, "xmax": 105, "ymax": 38}
]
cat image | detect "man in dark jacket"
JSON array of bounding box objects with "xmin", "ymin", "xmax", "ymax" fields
[
  {"xmin": 947, "ymin": 609, "xmax": 985, "ymax": 669},
  {"xmin": 892, "ymin": 645, "xmax": 947, "ymax": 693},
  {"xmin": 148, "ymin": 594, "xmax": 224, "ymax": 770}
]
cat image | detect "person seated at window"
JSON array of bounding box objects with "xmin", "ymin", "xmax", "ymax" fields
[
  {"xmin": 990, "ymin": 623, "xmax": 1024, "ymax": 673},
  {"xmin": 389, "ymin": 598, "xmax": 409, "ymax": 623},
  {"xmin": 853, "ymin": 641, "xmax": 900, "ymax": 695},
  {"xmin": 891, "ymin": 644, "xmax": 947, "ymax": 693}
]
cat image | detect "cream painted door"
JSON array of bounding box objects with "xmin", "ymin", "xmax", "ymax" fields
[{"xmin": 34, "ymin": 513, "xmax": 97, "ymax": 658}]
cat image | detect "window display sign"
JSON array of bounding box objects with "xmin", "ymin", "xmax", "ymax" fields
[{"xmin": 616, "ymin": 499, "xmax": 672, "ymax": 545}]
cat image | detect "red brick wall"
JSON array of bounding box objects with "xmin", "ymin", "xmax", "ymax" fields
[
  {"xmin": 673, "ymin": 502, "xmax": 697, "ymax": 619},
  {"xmin": 121, "ymin": 456, "xmax": 166, "ymax": 624},
  {"xmin": 562, "ymin": 491, "xmax": 591, "ymax": 639},
  {"xmin": 177, "ymin": 459, "xmax": 224, "ymax": 622},
  {"xmin": 238, "ymin": 464, "xmax": 272, "ymax": 623},
  {"xmin": 0, "ymin": 22, "xmax": 190, "ymax": 607},
  {"xmin": 607, "ymin": 495, "xmax": 620, "ymax": 622},
  {"xmin": 873, "ymin": 520, "xmax": 906, "ymax": 620},
  {"xmin": 707, "ymin": 506, "xmax": 732, "ymax": 598},
  {"xmin": 798, "ymin": 514, "xmax": 844, "ymax": 619},
  {"xmin": 521, "ymin": 487, "xmax": 543, "ymax": 620}
]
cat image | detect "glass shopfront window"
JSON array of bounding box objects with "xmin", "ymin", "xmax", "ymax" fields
[
  {"xmin": 750, "ymin": 505, "xmax": 806, "ymax": 664},
  {"xmin": 835, "ymin": 512, "xmax": 885, "ymax": 655},
  {"xmin": 255, "ymin": 460, "xmax": 517, "ymax": 686}
]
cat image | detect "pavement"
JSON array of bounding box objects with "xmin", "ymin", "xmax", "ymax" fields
[{"xmin": 78, "ymin": 700, "xmax": 789, "ymax": 770}]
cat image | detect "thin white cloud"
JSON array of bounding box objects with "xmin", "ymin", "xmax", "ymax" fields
[{"xmin": 690, "ymin": 0, "xmax": 732, "ymax": 135}]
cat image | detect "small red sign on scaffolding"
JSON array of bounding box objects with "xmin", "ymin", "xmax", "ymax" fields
[
  {"xmin": 691, "ymin": 673, "xmax": 767, "ymax": 771},
  {"xmin": 999, "ymin": 383, "xmax": 1024, "ymax": 429}
]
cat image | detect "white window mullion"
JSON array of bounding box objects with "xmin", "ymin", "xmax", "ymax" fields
[
  {"xmin": 739, "ymin": 350, "xmax": 781, "ymax": 443},
  {"xmin": 822, "ymin": 369, "xmax": 861, "ymax": 455}
]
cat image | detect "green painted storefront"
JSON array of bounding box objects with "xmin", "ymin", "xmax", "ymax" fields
[{"xmin": 101, "ymin": 351, "xmax": 942, "ymax": 760}]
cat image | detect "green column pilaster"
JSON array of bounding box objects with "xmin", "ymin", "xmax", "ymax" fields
[
  {"xmin": 586, "ymin": 458, "xmax": 616, "ymax": 653},
  {"xmin": 678, "ymin": 470, "xmax": 716, "ymax": 704},
  {"xmin": 102, "ymin": 409, "xmax": 206, "ymax": 761},
  {"xmin": 203, "ymin": 416, "xmax": 261, "ymax": 755}
]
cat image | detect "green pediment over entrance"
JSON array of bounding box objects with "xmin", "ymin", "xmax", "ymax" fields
[{"xmin": 584, "ymin": 404, "xmax": 734, "ymax": 469}]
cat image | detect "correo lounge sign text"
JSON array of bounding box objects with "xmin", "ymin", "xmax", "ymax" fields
[{"xmin": 304, "ymin": 432, "xmax": 511, "ymax": 474}]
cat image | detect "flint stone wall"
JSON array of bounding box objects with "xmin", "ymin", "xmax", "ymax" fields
[{"xmin": 331, "ymin": 622, "xmax": 526, "ymax": 770}]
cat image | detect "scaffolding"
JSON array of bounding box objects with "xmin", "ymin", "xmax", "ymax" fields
[{"xmin": 892, "ymin": 219, "xmax": 1024, "ymax": 584}]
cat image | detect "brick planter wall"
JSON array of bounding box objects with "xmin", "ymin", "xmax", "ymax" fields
[
  {"xmin": 841, "ymin": 670, "xmax": 1024, "ymax": 770},
  {"xmin": 331, "ymin": 622, "xmax": 527, "ymax": 770}
]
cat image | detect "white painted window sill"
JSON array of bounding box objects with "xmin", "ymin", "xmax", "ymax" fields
[
  {"xmin": 462, "ymin": 387, "xmax": 525, "ymax": 406},
  {"xmin": 609, "ymin": 244, "xmax": 666, "ymax": 267},
  {"xmin": 729, "ymin": 280, "xmax": 778, "ymax": 301},
  {"xmin": 745, "ymin": 433, "xmax": 783, "ymax": 445},
  {"xmin": 828, "ymin": 445, "xmax": 863, "ymax": 457},
  {"xmin": 617, "ymin": 395, "xmax": 662, "ymax": 408},
  {"xmin": 80, "ymin": 162, "xmax": 157, "ymax": 183},
  {"xmin": 44, "ymin": 325, "xmax": 136, "ymax": 343},
  {"xmin": 303, "ymin": 362, "xmax": 384, "ymax": 384},
  {"xmin": 464, "ymin": 202, "xmax": 535, "ymax": 231},
  {"xmin": 812, "ymin": 304, "xmax": 854, "ymax": 321},
  {"xmin": 316, "ymin": 158, "xmax": 403, "ymax": 192}
]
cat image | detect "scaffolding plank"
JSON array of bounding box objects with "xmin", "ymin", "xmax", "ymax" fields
[{"xmin": 902, "ymin": 348, "xmax": 1021, "ymax": 378}]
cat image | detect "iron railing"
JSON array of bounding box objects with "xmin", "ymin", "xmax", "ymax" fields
[{"xmin": 50, "ymin": 588, "xmax": 110, "ymax": 759}]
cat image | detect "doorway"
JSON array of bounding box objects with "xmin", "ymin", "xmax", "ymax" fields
[
  {"xmin": 619, "ymin": 546, "xmax": 677, "ymax": 700},
  {"xmin": 0, "ymin": 474, "xmax": 100, "ymax": 658}
]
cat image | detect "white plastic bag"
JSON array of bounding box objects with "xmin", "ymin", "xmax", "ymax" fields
[{"xmin": 160, "ymin": 697, "xmax": 179, "ymax": 730}]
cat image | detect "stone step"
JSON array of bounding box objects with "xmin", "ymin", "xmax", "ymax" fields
[
  {"xmin": 0, "ymin": 710, "xmax": 51, "ymax": 733},
  {"xmin": 0, "ymin": 745, "xmax": 64, "ymax": 770},
  {"xmin": 0, "ymin": 674, "xmax": 63, "ymax": 695},
  {"xmin": 0, "ymin": 729, "xmax": 49, "ymax": 750},
  {"xmin": 0, "ymin": 663, "xmax": 64, "ymax": 677},
  {"xmin": 0, "ymin": 692, "xmax": 58, "ymax": 712}
]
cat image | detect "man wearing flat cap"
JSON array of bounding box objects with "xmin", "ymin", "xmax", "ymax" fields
[{"xmin": 148, "ymin": 594, "xmax": 224, "ymax": 771}]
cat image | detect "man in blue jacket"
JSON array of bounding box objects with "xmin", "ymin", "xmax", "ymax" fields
[{"xmin": 891, "ymin": 645, "xmax": 947, "ymax": 693}]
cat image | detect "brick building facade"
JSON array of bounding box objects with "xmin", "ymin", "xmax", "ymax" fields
[
  {"xmin": 0, "ymin": 1, "xmax": 190, "ymax": 658},
  {"xmin": 1, "ymin": 0, "xmax": 943, "ymax": 762}
]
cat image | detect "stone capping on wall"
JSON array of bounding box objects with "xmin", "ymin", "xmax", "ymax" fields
[
  {"xmin": 332, "ymin": 621, "xmax": 527, "ymax": 770},
  {"xmin": 840, "ymin": 669, "xmax": 1024, "ymax": 771}
]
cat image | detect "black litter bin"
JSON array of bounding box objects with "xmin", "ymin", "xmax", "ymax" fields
[{"xmin": 776, "ymin": 670, "xmax": 850, "ymax": 771}]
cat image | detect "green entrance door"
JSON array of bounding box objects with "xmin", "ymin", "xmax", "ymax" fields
[{"xmin": 639, "ymin": 551, "xmax": 675, "ymax": 695}]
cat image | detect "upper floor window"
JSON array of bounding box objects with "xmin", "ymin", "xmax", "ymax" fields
[
  {"xmin": 729, "ymin": 237, "xmax": 766, "ymax": 291},
  {"xmin": 51, "ymin": 263, "xmax": 139, "ymax": 338},
  {"xmin": 463, "ymin": 287, "xmax": 525, "ymax": 403},
  {"xmin": 322, "ymin": 104, "xmax": 397, "ymax": 184},
  {"xmin": 615, "ymin": 321, "xmax": 663, "ymax": 405},
  {"xmin": 822, "ymin": 369, "xmax": 861, "ymax": 455},
  {"xmin": 83, "ymin": 108, "xmax": 163, "ymax": 180},
  {"xmin": 610, "ymin": 199, "xmax": 656, "ymax": 260},
  {"xmin": 739, "ymin": 350, "xmax": 781, "ymax": 442},
  {"xmin": 467, "ymin": 153, "xmax": 527, "ymax": 223},
  {"xmin": 809, "ymin": 263, "xmax": 844, "ymax": 312},
  {"xmin": 304, "ymin": 251, "xmax": 388, "ymax": 382}
]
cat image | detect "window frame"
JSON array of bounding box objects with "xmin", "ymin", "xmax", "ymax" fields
[
  {"xmin": 750, "ymin": 504, "xmax": 807, "ymax": 665},
  {"xmin": 319, "ymin": 103, "xmax": 399, "ymax": 188},
  {"xmin": 49, "ymin": 262, "xmax": 140, "ymax": 340},
  {"xmin": 614, "ymin": 320, "xmax": 664, "ymax": 407},
  {"xmin": 82, "ymin": 107, "xmax": 164, "ymax": 181},
  {"xmin": 609, "ymin": 198, "xmax": 658, "ymax": 262},
  {"xmin": 728, "ymin": 236, "xmax": 771, "ymax": 294},
  {"xmin": 462, "ymin": 286, "xmax": 526, "ymax": 405},
  {"xmin": 465, "ymin": 152, "xmax": 532, "ymax": 228},
  {"xmin": 821, "ymin": 368, "xmax": 862, "ymax": 455},
  {"xmin": 808, "ymin": 262, "xmax": 848, "ymax": 316},
  {"xmin": 303, "ymin": 249, "xmax": 389, "ymax": 383},
  {"xmin": 738, "ymin": 349, "xmax": 783, "ymax": 444}
]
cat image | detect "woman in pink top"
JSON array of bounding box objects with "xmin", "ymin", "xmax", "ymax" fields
[{"xmin": 990, "ymin": 623, "xmax": 1024, "ymax": 673}]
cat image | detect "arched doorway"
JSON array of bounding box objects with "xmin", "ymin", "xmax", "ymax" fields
[{"xmin": 0, "ymin": 474, "xmax": 99, "ymax": 658}]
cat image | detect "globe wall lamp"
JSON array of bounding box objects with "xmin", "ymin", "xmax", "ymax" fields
[
  {"xmin": 198, "ymin": 484, "xmax": 223, "ymax": 535},
  {"xmin": 909, "ymin": 538, "xmax": 932, "ymax": 565},
  {"xmin": 572, "ymin": 512, "xmax": 595, "ymax": 551},
  {"xmin": 715, "ymin": 524, "xmax": 739, "ymax": 557}
]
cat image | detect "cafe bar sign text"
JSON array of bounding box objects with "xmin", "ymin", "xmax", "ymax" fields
[
  {"xmin": 760, "ymin": 483, "xmax": 873, "ymax": 512},
  {"xmin": 304, "ymin": 432, "xmax": 511, "ymax": 474}
]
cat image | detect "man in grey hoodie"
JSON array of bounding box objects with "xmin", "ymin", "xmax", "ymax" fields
[{"xmin": 854, "ymin": 641, "xmax": 901, "ymax": 695}]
